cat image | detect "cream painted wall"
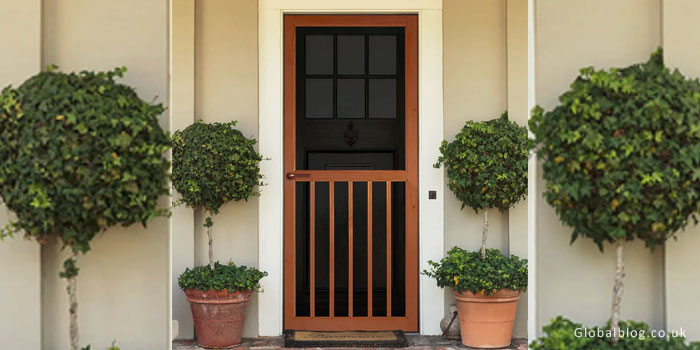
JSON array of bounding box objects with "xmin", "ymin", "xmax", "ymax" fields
[
  {"xmin": 40, "ymin": 1, "xmax": 170, "ymax": 349},
  {"xmin": 0, "ymin": 212, "xmax": 41, "ymax": 350},
  {"xmin": 443, "ymin": 0, "xmax": 508, "ymax": 262},
  {"xmin": 171, "ymin": 0, "xmax": 196, "ymax": 340},
  {"xmin": 193, "ymin": 0, "xmax": 261, "ymax": 338},
  {"xmin": 0, "ymin": 1, "xmax": 45, "ymax": 349},
  {"xmin": 534, "ymin": 0, "xmax": 665, "ymax": 332},
  {"xmin": 506, "ymin": 0, "xmax": 529, "ymax": 338},
  {"xmin": 661, "ymin": 0, "xmax": 700, "ymax": 341},
  {"xmin": 443, "ymin": 0, "xmax": 528, "ymax": 337}
]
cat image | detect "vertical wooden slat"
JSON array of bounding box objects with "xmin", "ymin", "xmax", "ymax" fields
[
  {"xmin": 282, "ymin": 14, "xmax": 297, "ymax": 327},
  {"xmin": 403, "ymin": 14, "xmax": 420, "ymax": 329},
  {"xmin": 329, "ymin": 181, "xmax": 335, "ymax": 317},
  {"xmin": 367, "ymin": 181, "xmax": 373, "ymax": 317},
  {"xmin": 386, "ymin": 181, "xmax": 392, "ymax": 317},
  {"xmin": 348, "ymin": 181, "xmax": 354, "ymax": 317},
  {"xmin": 310, "ymin": 181, "xmax": 316, "ymax": 318}
]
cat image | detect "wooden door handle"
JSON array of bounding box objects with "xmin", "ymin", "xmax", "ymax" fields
[{"xmin": 286, "ymin": 172, "xmax": 310, "ymax": 179}]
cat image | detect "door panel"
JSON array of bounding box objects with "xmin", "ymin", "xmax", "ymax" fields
[{"xmin": 283, "ymin": 14, "xmax": 418, "ymax": 332}]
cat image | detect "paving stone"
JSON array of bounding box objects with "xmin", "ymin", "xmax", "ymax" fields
[{"xmin": 173, "ymin": 336, "xmax": 527, "ymax": 350}]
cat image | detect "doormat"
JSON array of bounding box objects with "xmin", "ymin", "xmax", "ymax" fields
[{"xmin": 284, "ymin": 330, "xmax": 408, "ymax": 348}]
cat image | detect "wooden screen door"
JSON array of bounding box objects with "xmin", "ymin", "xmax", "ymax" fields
[{"xmin": 283, "ymin": 14, "xmax": 418, "ymax": 331}]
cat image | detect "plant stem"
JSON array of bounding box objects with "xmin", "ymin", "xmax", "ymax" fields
[
  {"xmin": 611, "ymin": 238, "xmax": 625, "ymax": 343},
  {"xmin": 68, "ymin": 251, "xmax": 79, "ymax": 350},
  {"xmin": 207, "ymin": 220, "xmax": 214, "ymax": 271},
  {"xmin": 480, "ymin": 209, "xmax": 489, "ymax": 260}
]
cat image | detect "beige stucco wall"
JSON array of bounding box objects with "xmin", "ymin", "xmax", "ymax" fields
[
  {"xmin": 443, "ymin": 0, "xmax": 508, "ymax": 264},
  {"xmin": 0, "ymin": 1, "xmax": 45, "ymax": 349},
  {"xmin": 506, "ymin": 0, "xmax": 529, "ymax": 338},
  {"xmin": 0, "ymin": 214, "xmax": 41, "ymax": 350},
  {"xmin": 193, "ymin": 0, "xmax": 261, "ymax": 338},
  {"xmin": 40, "ymin": 1, "xmax": 170, "ymax": 349},
  {"xmin": 661, "ymin": 0, "xmax": 700, "ymax": 341},
  {"xmin": 534, "ymin": 0, "xmax": 665, "ymax": 332},
  {"xmin": 443, "ymin": 0, "xmax": 527, "ymax": 337},
  {"xmin": 171, "ymin": 0, "xmax": 196, "ymax": 341}
]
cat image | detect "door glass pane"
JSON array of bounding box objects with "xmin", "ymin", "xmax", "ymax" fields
[
  {"xmin": 305, "ymin": 78, "xmax": 333, "ymax": 119},
  {"xmin": 337, "ymin": 35, "xmax": 365, "ymax": 75},
  {"xmin": 337, "ymin": 79, "xmax": 365, "ymax": 119},
  {"xmin": 333, "ymin": 182, "xmax": 349, "ymax": 317},
  {"xmin": 352, "ymin": 181, "xmax": 368, "ymax": 317},
  {"xmin": 369, "ymin": 35, "xmax": 396, "ymax": 75},
  {"xmin": 295, "ymin": 182, "xmax": 310, "ymax": 317},
  {"xmin": 369, "ymin": 79, "xmax": 396, "ymax": 119},
  {"xmin": 314, "ymin": 182, "xmax": 330, "ymax": 317},
  {"xmin": 391, "ymin": 182, "xmax": 406, "ymax": 316},
  {"xmin": 306, "ymin": 35, "xmax": 333, "ymax": 75},
  {"xmin": 372, "ymin": 181, "xmax": 387, "ymax": 317}
]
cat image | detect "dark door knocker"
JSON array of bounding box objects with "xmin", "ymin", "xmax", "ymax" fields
[{"xmin": 344, "ymin": 121, "xmax": 359, "ymax": 147}]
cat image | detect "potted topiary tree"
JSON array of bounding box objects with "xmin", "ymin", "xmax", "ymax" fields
[
  {"xmin": 172, "ymin": 120, "xmax": 267, "ymax": 348},
  {"xmin": 426, "ymin": 113, "xmax": 529, "ymax": 348},
  {"xmin": 529, "ymin": 50, "xmax": 700, "ymax": 343},
  {"xmin": 0, "ymin": 66, "xmax": 170, "ymax": 350}
]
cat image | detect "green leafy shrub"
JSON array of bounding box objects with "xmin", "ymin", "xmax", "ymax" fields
[
  {"xmin": 531, "ymin": 317, "xmax": 700, "ymax": 350},
  {"xmin": 435, "ymin": 112, "xmax": 528, "ymax": 213},
  {"xmin": 0, "ymin": 66, "xmax": 170, "ymax": 253},
  {"xmin": 529, "ymin": 49, "xmax": 700, "ymax": 340},
  {"xmin": 172, "ymin": 120, "xmax": 265, "ymax": 287},
  {"xmin": 529, "ymin": 50, "xmax": 700, "ymax": 250},
  {"xmin": 0, "ymin": 66, "xmax": 170, "ymax": 350},
  {"xmin": 434, "ymin": 112, "xmax": 528, "ymax": 262},
  {"xmin": 423, "ymin": 247, "xmax": 527, "ymax": 295},
  {"xmin": 178, "ymin": 262, "xmax": 268, "ymax": 292},
  {"xmin": 172, "ymin": 120, "xmax": 263, "ymax": 217}
]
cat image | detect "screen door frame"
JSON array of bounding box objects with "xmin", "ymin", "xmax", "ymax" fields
[{"xmin": 283, "ymin": 14, "xmax": 419, "ymax": 331}]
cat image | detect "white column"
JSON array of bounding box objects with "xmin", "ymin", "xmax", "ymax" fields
[
  {"xmin": 506, "ymin": 0, "xmax": 529, "ymax": 339},
  {"xmin": 526, "ymin": 0, "xmax": 537, "ymax": 340},
  {"xmin": 0, "ymin": 1, "xmax": 42, "ymax": 349},
  {"xmin": 661, "ymin": 0, "xmax": 700, "ymax": 341},
  {"xmin": 257, "ymin": 8, "xmax": 285, "ymax": 336},
  {"xmin": 418, "ymin": 9, "xmax": 445, "ymax": 336},
  {"xmin": 170, "ymin": 0, "xmax": 196, "ymax": 340}
]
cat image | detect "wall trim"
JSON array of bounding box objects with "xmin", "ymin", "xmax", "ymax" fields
[
  {"xmin": 259, "ymin": 0, "xmax": 442, "ymax": 11},
  {"xmin": 527, "ymin": 0, "xmax": 537, "ymax": 339},
  {"xmin": 258, "ymin": 1, "xmax": 444, "ymax": 336}
]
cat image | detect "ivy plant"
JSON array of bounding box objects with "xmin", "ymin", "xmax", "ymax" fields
[
  {"xmin": 423, "ymin": 247, "xmax": 528, "ymax": 295},
  {"xmin": 172, "ymin": 120, "xmax": 264, "ymax": 272},
  {"xmin": 529, "ymin": 49, "xmax": 700, "ymax": 341},
  {"xmin": 0, "ymin": 66, "xmax": 170, "ymax": 350},
  {"xmin": 434, "ymin": 112, "xmax": 528, "ymax": 260},
  {"xmin": 178, "ymin": 262, "xmax": 268, "ymax": 292}
]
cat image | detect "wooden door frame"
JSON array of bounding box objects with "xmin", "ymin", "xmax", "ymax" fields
[{"xmin": 283, "ymin": 14, "xmax": 418, "ymax": 331}]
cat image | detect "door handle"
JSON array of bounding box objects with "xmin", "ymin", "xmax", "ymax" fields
[{"xmin": 286, "ymin": 172, "xmax": 310, "ymax": 179}]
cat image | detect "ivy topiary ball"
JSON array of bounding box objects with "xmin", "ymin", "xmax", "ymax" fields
[
  {"xmin": 435, "ymin": 112, "xmax": 528, "ymax": 213},
  {"xmin": 171, "ymin": 121, "xmax": 263, "ymax": 217},
  {"xmin": 529, "ymin": 50, "xmax": 700, "ymax": 250},
  {"xmin": 0, "ymin": 67, "xmax": 171, "ymax": 254}
]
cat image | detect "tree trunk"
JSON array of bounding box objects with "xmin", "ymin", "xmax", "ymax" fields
[
  {"xmin": 611, "ymin": 239, "xmax": 625, "ymax": 343},
  {"xmin": 207, "ymin": 223, "xmax": 214, "ymax": 270},
  {"xmin": 68, "ymin": 252, "xmax": 79, "ymax": 350},
  {"xmin": 480, "ymin": 209, "xmax": 489, "ymax": 260}
]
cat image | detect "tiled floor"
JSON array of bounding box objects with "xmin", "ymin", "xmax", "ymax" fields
[{"xmin": 173, "ymin": 335, "xmax": 528, "ymax": 350}]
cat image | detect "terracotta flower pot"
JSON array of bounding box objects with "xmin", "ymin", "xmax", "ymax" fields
[
  {"xmin": 185, "ymin": 289, "xmax": 253, "ymax": 349},
  {"xmin": 453, "ymin": 289, "xmax": 520, "ymax": 349}
]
